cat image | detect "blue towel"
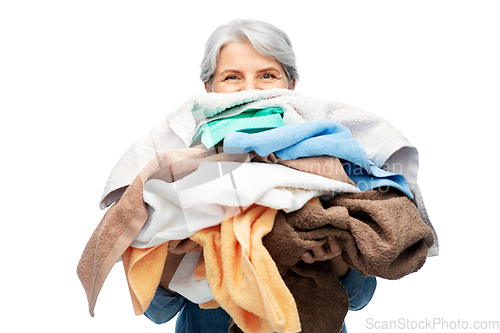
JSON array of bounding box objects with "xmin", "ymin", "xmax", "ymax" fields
[
  {"xmin": 224, "ymin": 121, "xmax": 413, "ymax": 199},
  {"xmin": 342, "ymin": 161, "xmax": 413, "ymax": 198}
]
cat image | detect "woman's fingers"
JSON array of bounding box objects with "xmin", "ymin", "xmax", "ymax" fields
[
  {"xmin": 301, "ymin": 237, "xmax": 342, "ymax": 263},
  {"xmin": 312, "ymin": 246, "xmax": 328, "ymax": 260},
  {"xmin": 326, "ymin": 236, "xmax": 342, "ymax": 257},
  {"xmin": 301, "ymin": 251, "xmax": 314, "ymax": 264}
]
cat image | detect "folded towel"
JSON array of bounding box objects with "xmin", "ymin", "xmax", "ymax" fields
[{"xmin": 190, "ymin": 205, "xmax": 301, "ymax": 333}]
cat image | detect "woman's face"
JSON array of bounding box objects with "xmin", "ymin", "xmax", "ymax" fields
[{"xmin": 206, "ymin": 41, "xmax": 294, "ymax": 93}]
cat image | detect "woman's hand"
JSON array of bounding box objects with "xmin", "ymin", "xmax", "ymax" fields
[
  {"xmin": 301, "ymin": 236, "xmax": 342, "ymax": 263},
  {"xmin": 301, "ymin": 236, "xmax": 350, "ymax": 278}
]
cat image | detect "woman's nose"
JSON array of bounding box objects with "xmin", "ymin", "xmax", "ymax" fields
[{"xmin": 241, "ymin": 80, "xmax": 260, "ymax": 92}]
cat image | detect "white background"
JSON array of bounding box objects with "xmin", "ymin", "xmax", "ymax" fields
[{"xmin": 1, "ymin": 0, "xmax": 499, "ymax": 332}]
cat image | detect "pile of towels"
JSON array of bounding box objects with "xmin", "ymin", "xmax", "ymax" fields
[{"xmin": 77, "ymin": 89, "xmax": 438, "ymax": 333}]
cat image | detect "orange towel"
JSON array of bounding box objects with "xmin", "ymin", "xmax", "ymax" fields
[
  {"xmin": 191, "ymin": 205, "xmax": 301, "ymax": 333},
  {"xmin": 122, "ymin": 242, "xmax": 170, "ymax": 315}
]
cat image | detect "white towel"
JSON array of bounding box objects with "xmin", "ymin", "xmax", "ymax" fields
[{"xmin": 131, "ymin": 161, "xmax": 359, "ymax": 248}]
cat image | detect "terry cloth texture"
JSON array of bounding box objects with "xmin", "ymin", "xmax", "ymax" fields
[
  {"xmin": 224, "ymin": 120, "xmax": 413, "ymax": 199},
  {"xmin": 278, "ymin": 261, "xmax": 348, "ymax": 333},
  {"xmin": 121, "ymin": 243, "xmax": 170, "ymax": 315},
  {"xmin": 190, "ymin": 205, "xmax": 301, "ymax": 333},
  {"xmin": 228, "ymin": 261, "xmax": 348, "ymax": 333},
  {"xmin": 263, "ymin": 189, "xmax": 435, "ymax": 280},
  {"xmin": 191, "ymin": 107, "xmax": 285, "ymax": 149},
  {"xmin": 98, "ymin": 89, "xmax": 437, "ymax": 256}
]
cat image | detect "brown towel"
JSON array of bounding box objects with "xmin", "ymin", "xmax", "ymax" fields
[
  {"xmin": 323, "ymin": 188, "xmax": 434, "ymax": 279},
  {"xmin": 260, "ymin": 188, "xmax": 434, "ymax": 332},
  {"xmin": 264, "ymin": 188, "xmax": 434, "ymax": 280}
]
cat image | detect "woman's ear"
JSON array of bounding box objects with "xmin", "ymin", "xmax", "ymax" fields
[
  {"xmin": 204, "ymin": 82, "xmax": 211, "ymax": 93},
  {"xmin": 289, "ymin": 78, "xmax": 296, "ymax": 90}
]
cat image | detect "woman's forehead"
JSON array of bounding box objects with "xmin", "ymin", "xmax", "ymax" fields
[{"xmin": 216, "ymin": 42, "xmax": 284, "ymax": 73}]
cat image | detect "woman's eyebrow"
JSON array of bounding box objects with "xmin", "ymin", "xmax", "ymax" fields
[
  {"xmin": 219, "ymin": 69, "xmax": 243, "ymax": 77},
  {"xmin": 257, "ymin": 67, "xmax": 281, "ymax": 73}
]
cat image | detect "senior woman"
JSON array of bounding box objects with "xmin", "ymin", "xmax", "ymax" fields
[{"xmin": 144, "ymin": 19, "xmax": 376, "ymax": 333}]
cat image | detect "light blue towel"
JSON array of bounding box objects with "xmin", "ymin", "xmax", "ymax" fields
[{"xmin": 223, "ymin": 120, "xmax": 413, "ymax": 199}]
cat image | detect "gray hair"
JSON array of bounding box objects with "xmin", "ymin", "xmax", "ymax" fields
[{"xmin": 200, "ymin": 19, "xmax": 299, "ymax": 89}]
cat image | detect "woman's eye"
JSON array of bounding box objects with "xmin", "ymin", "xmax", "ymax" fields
[
  {"xmin": 224, "ymin": 75, "xmax": 239, "ymax": 81},
  {"xmin": 261, "ymin": 73, "xmax": 277, "ymax": 80}
]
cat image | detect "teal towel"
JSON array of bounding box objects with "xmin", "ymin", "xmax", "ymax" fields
[{"xmin": 191, "ymin": 107, "xmax": 285, "ymax": 149}]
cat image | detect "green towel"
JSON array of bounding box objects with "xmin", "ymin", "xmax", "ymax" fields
[{"xmin": 192, "ymin": 107, "xmax": 285, "ymax": 149}]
